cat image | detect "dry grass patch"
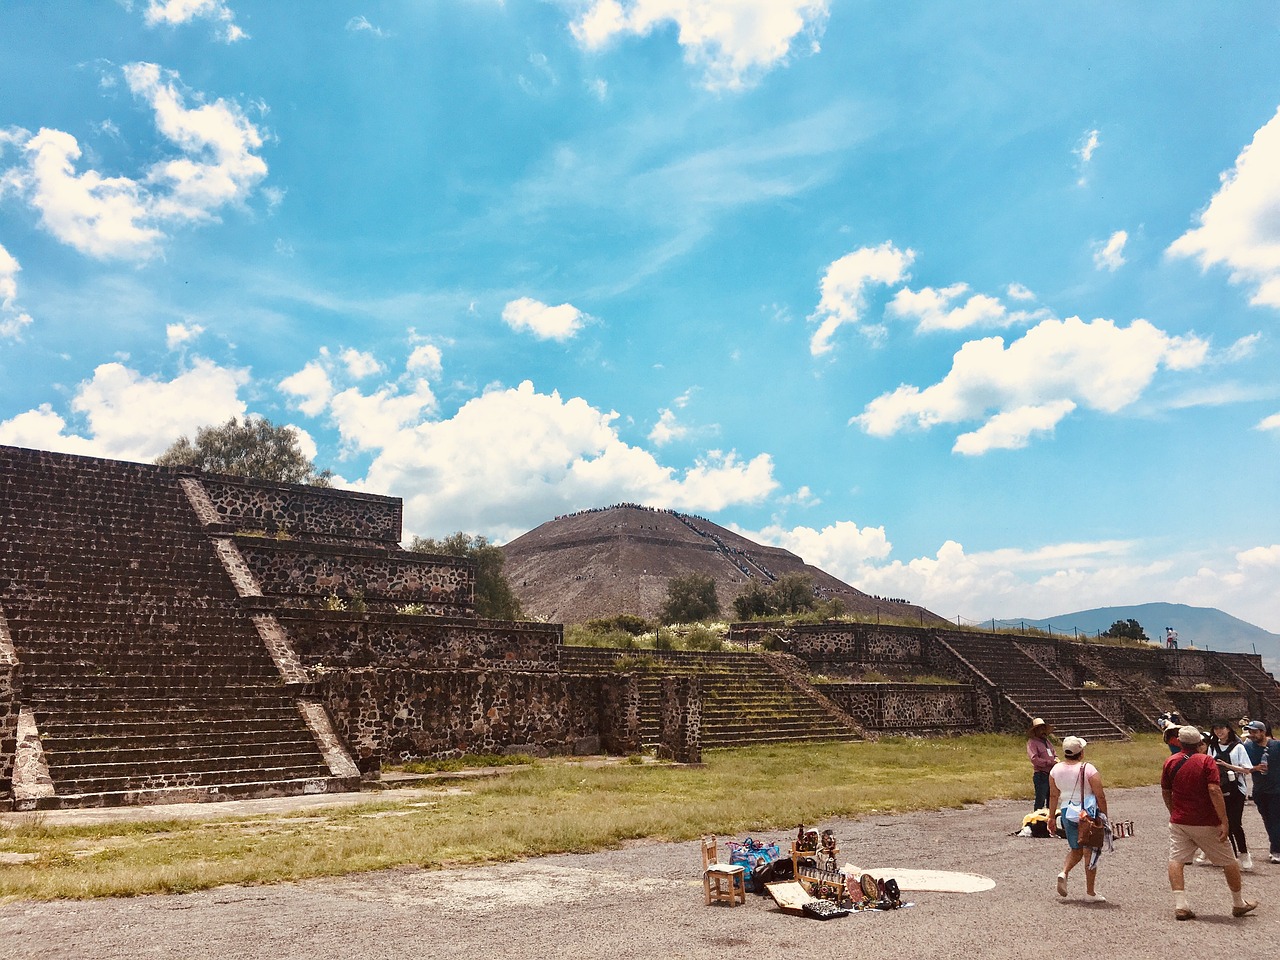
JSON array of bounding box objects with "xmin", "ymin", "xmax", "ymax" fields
[{"xmin": 0, "ymin": 734, "xmax": 1163, "ymax": 901}]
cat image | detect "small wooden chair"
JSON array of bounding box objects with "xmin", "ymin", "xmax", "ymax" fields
[{"xmin": 701, "ymin": 835, "xmax": 746, "ymax": 906}]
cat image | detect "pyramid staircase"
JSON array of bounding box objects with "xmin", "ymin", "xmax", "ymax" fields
[
  {"xmin": 936, "ymin": 633, "xmax": 1128, "ymax": 740},
  {"xmin": 0, "ymin": 448, "xmax": 360, "ymax": 808},
  {"xmin": 558, "ymin": 646, "xmax": 861, "ymax": 748},
  {"xmin": 1213, "ymin": 653, "xmax": 1280, "ymax": 721},
  {"xmin": 1071, "ymin": 648, "xmax": 1173, "ymax": 731}
]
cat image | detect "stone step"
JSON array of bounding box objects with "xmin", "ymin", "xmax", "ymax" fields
[
  {"xmin": 51, "ymin": 761, "xmax": 336, "ymax": 795},
  {"xmin": 47, "ymin": 750, "xmax": 329, "ymax": 782},
  {"xmin": 28, "ymin": 774, "xmax": 363, "ymax": 810},
  {"xmin": 43, "ymin": 737, "xmax": 323, "ymax": 767}
]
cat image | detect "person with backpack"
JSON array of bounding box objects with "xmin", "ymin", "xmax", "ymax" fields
[
  {"xmin": 1201, "ymin": 720, "xmax": 1253, "ymax": 870},
  {"xmin": 1162, "ymin": 726, "xmax": 1257, "ymax": 920}
]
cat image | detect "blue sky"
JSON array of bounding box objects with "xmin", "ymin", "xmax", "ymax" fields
[{"xmin": 2, "ymin": 1, "xmax": 1279, "ymax": 631}]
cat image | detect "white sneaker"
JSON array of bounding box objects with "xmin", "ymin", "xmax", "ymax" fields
[
  {"xmin": 1269, "ymin": 854, "xmax": 1280, "ymax": 864},
  {"xmin": 1082, "ymin": 893, "xmax": 1107, "ymax": 903},
  {"xmin": 1239, "ymin": 853, "xmax": 1253, "ymax": 871},
  {"xmin": 1056, "ymin": 873, "xmax": 1067, "ymax": 897},
  {"xmin": 1193, "ymin": 853, "xmax": 1210, "ymax": 865}
]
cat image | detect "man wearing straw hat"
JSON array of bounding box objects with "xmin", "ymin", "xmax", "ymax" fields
[{"xmin": 1027, "ymin": 718, "xmax": 1057, "ymax": 812}]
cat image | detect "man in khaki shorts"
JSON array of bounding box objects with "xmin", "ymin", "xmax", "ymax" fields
[{"xmin": 1162, "ymin": 725, "xmax": 1257, "ymax": 921}]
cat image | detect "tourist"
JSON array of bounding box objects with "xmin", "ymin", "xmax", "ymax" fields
[
  {"xmin": 1162, "ymin": 722, "xmax": 1183, "ymax": 755},
  {"xmin": 1046, "ymin": 735, "xmax": 1108, "ymax": 902},
  {"xmin": 1027, "ymin": 718, "xmax": 1057, "ymax": 811},
  {"xmin": 1162, "ymin": 726, "xmax": 1257, "ymax": 920},
  {"xmin": 1202, "ymin": 721, "xmax": 1253, "ymax": 870},
  {"xmin": 1242, "ymin": 721, "xmax": 1280, "ymax": 863}
]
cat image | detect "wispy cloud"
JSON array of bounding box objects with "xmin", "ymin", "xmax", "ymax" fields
[
  {"xmin": 143, "ymin": 0, "xmax": 246, "ymax": 43},
  {"xmin": 1092, "ymin": 230, "xmax": 1128, "ymax": 271}
]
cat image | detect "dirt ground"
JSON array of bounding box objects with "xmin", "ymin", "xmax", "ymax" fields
[{"xmin": 2, "ymin": 784, "xmax": 1276, "ymax": 959}]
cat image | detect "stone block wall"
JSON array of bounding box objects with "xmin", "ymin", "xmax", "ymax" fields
[
  {"xmin": 597, "ymin": 673, "xmax": 641, "ymax": 755},
  {"xmin": 311, "ymin": 668, "xmax": 605, "ymax": 763},
  {"xmin": 0, "ymin": 662, "xmax": 17, "ymax": 792},
  {"xmin": 820, "ymin": 682, "xmax": 977, "ymax": 733},
  {"xmin": 1166, "ymin": 690, "xmax": 1251, "ymax": 727},
  {"xmin": 1079, "ymin": 690, "xmax": 1125, "ymax": 728},
  {"xmin": 192, "ymin": 475, "xmax": 402, "ymax": 546},
  {"xmin": 278, "ymin": 610, "xmax": 562, "ymax": 672},
  {"xmin": 235, "ymin": 538, "xmax": 474, "ymax": 613},
  {"xmin": 656, "ymin": 676, "xmax": 701, "ymax": 763}
]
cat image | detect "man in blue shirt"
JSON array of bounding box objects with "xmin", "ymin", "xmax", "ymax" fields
[{"xmin": 1242, "ymin": 721, "xmax": 1280, "ymax": 863}]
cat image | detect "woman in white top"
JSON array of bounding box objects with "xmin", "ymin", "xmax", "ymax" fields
[
  {"xmin": 1208, "ymin": 720, "xmax": 1254, "ymax": 870},
  {"xmin": 1046, "ymin": 735, "xmax": 1108, "ymax": 902}
]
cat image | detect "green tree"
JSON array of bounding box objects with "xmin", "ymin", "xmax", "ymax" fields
[
  {"xmin": 731, "ymin": 573, "xmax": 824, "ymax": 621},
  {"xmin": 408, "ymin": 532, "xmax": 524, "ymax": 621},
  {"xmin": 157, "ymin": 416, "xmax": 332, "ymax": 486},
  {"xmin": 1101, "ymin": 618, "xmax": 1149, "ymax": 642},
  {"xmin": 660, "ymin": 572, "xmax": 720, "ymax": 624}
]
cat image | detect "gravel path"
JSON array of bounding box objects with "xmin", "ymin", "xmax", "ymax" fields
[{"xmin": 3, "ymin": 785, "xmax": 1275, "ymax": 959}]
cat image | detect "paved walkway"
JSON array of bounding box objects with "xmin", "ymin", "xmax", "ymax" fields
[{"xmin": 2, "ymin": 785, "xmax": 1275, "ymax": 959}]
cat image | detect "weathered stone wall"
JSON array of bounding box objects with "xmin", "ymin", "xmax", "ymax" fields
[
  {"xmin": 235, "ymin": 538, "xmax": 474, "ymax": 613},
  {"xmin": 598, "ymin": 673, "xmax": 641, "ymax": 755},
  {"xmin": 1079, "ymin": 689, "xmax": 1125, "ymax": 728},
  {"xmin": 0, "ymin": 661, "xmax": 17, "ymax": 791},
  {"xmin": 192, "ymin": 475, "xmax": 402, "ymax": 545},
  {"xmin": 656, "ymin": 676, "xmax": 701, "ymax": 763},
  {"xmin": 311, "ymin": 668, "xmax": 606, "ymax": 764},
  {"xmin": 279, "ymin": 610, "xmax": 562, "ymax": 672},
  {"xmin": 1166, "ymin": 690, "xmax": 1251, "ymax": 727},
  {"xmin": 819, "ymin": 682, "xmax": 976, "ymax": 733}
]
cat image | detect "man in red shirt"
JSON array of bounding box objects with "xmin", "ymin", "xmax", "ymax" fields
[{"xmin": 1162, "ymin": 725, "xmax": 1257, "ymax": 920}]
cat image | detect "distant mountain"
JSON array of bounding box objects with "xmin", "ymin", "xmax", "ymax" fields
[
  {"xmin": 501, "ymin": 504, "xmax": 946, "ymax": 626},
  {"xmin": 1000, "ymin": 602, "xmax": 1280, "ymax": 671}
]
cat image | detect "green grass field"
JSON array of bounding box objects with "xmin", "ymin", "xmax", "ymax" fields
[{"xmin": 0, "ymin": 734, "xmax": 1164, "ymax": 901}]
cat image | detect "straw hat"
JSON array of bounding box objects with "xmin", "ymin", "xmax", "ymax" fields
[{"xmin": 1030, "ymin": 717, "xmax": 1052, "ymax": 734}]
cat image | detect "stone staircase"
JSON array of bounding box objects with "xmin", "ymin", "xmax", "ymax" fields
[
  {"xmin": 937, "ymin": 633, "xmax": 1128, "ymax": 740},
  {"xmin": 0, "ymin": 447, "xmax": 360, "ymax": 808},
  {"xmin": 558, "ymin": 646, "xmax": 859, "ymax": 748},
  {"xmin": 1213, "ymin": 653, "xmax": 1280, "ymax": 721}
]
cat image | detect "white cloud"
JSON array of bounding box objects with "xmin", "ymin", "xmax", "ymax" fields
[
  {"xmin": 2, "ymin": 64, "xmax": 268, "ymax": 259},
  {"xmin": 1007, "ymin": 282, "xmax": 1036, "ymax": 301},
  {"xmin": 329, "ymin": 380, "xmax": 438, "ymax": 453},
  {"xmin": 345, "ymin": 15, "xmax": 389, "ymax": 39},
  {"xmin": 887, "ymin": 282, "xmax": 1049, "ymax": 333},
  {"xmin": 1174, "ymin": 544, "xmax": 1280, "ymax": 636},
  {"xmin": 0, "ymin": 358, "xmax": 248, "ymax": 461},
  {"xmin": 1075, "ymin": 128, "xmax": 1100, "ymax": 164},
  {"xmin": 1168, "ymin": 104, "xmax": 1280, "ymax": 308},
  {"xmin": 123, "ymin": 62, "xmax": 267, "ymax": 224},
  {"xmin": 649, "ymin": 407, "xmax": 687, "ymax": 446},
  {"xmin": 743, "ymin": 520, "xmax": 891, "ymax": 580},
  {"xmin": 587, "ymin": 77, "xmax": 609, "ymax": 101},
  {"xmin": 359, "ymin": 380, "xmax": 776, "ymax": 541},
  {"xmin": 1222, "ymin": 332, "xmax": 1262, "ymax": 363},
  {"xmin": 406, "ymin": 343, "xmax": 444, "ymax": 378},
  {"xmin": 340, "ymin": 348, "xmax": 383, "ymax": 379},
  {"xmin": 808, "ymin": 242, "xmax": 915, "ymax": 355},
  {"xmin": 0, "ymin": 242, "xmax": 34, "ymax": 339},
  {"xmin": 854, "ymin": 316, "xmax": 1210, "ymax": 454},
  {"xmin": 144, "ymin": 0, "xmax": 246, "ymax": 43},
  {"xmin": 502, "ymin": 297, "xmax": 588, "ymax": 341},
  {"xmin": 279, "ymin": 361, "xmax": 335, "ymax": 417},
  {"xmin": 570, "ymin": 0, "xmax": 829, "ymax": 91},
  {"xmin": 1257, "ymin": 412, "xmax": 1280, "ymax": 432},
  {"xmin": 15, "ymin": 127, "xmax": 161, "ymax": 258},
  {"xmin": 165, "ymin": 321, "xmax": 204, "ymax": 349},
  {"xmin": 1092, "ymin": 230, "xmax": 1128, "ymax": 271}
]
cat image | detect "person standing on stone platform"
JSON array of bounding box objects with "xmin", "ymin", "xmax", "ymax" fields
[{"xmin": 1027, "ymin": 718, "xmax": 1056, "ymax": 811}]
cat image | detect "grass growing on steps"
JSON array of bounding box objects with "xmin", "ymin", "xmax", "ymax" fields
[{"xmin": 0, "ymin": 734, "xmax": 1163, "ymax": 901}]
